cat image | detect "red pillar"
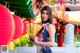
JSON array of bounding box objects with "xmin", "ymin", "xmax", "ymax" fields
[
  {"xmin": 60, "ymin": 0, "xmax": 64, "ymax": 5},
  {"xmin": 58, "ymin": 25, "xmax": 64, "ymax": 47}
]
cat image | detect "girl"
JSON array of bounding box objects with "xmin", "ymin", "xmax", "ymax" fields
[{"xmin": 35, "ymin": 6, "xmax": 56, "ymax": 53}]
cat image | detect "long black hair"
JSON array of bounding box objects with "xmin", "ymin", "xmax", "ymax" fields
[{"xmin": 41, "ymin": 6, "xmax": 53, "ymax": 24}]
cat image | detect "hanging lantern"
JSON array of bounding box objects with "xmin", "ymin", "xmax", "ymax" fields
[
  {"xmin": 22, "ymin": 21, "xmax": 27, "ymax": 35},
  {"xmin": 74, "ymin": 26, "xmax": 79, "ymax": 34},
  {"xmin": 12, "ymin": 15, "xmax": 24, "ymax": 40},
  {"xmin": 0, "ymin": 4, "xmax": 15, "ymax": 45}
]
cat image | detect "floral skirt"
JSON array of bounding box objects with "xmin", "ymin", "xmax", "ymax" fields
[{"xmin": 37, "ymin": 45, "xmax": 52, "ymax": 53}]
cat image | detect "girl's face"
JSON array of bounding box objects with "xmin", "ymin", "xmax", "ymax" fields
[{"xmin": 41, "ymin": 10, "xmax": 49, "ymax": 22}]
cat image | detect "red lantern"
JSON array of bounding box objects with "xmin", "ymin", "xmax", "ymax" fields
[
  {"xmin": 0, "ymin": 4, "xmax": 15, "ymax": 45},
  {"xmin": 12, "ymin": 15, "xmax": 23, "ymax": 40},
  {"xmin": 74, "ymin": 27, "xmax": 79, "ymax": 34},
  {"xmin": 22, "ymin": 21, "xmax": 27, "ymax": 35},
  {"xmin": 75, "ymin": 28, "xmax": 79, "ymax": 34}
]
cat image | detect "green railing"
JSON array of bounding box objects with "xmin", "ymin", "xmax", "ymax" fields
[{"xmin": 0, "ymin": 0, "xmax": 35, "ymax": 18}]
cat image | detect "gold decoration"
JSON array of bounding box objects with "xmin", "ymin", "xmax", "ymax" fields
[{"xmin": 27, "ymin": 23, "xmax": 42, "ymax": 38}]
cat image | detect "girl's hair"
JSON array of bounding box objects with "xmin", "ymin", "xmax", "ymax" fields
[{"xmin": 41, "ymin": 6, "xmax": 53, "ymax": 24}]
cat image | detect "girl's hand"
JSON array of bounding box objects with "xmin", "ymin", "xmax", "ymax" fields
[
  {"xmin": 34, "ymin": 37, "xmax": 39, "ymax": 44},
  {"xmin": 30, "ymin": 40, "xmax": 34, "ymax": 44},
  {"xmin": 29, "ymin": 37, "xmax": 35, "ymax": 44}
]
